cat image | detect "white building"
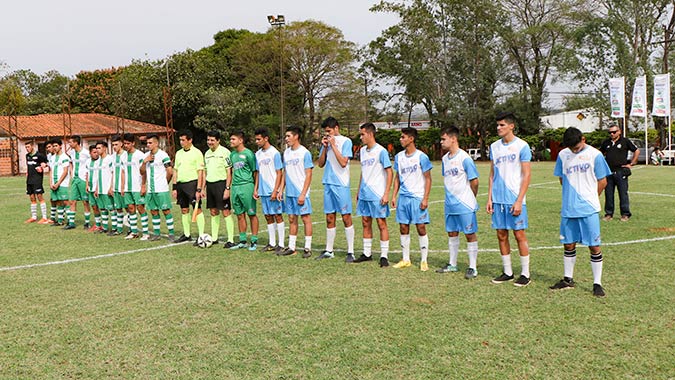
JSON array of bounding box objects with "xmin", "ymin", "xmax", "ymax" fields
[{"xmin": 540, "ymin": 109, "xmax": 600, "ymax": 133}]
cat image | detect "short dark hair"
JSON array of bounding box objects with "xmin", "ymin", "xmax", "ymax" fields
[
  {"xmin": 89, "ymin": 144, "xmax": 97, "ymax": 151},
  {"xmin": 179, "ymin": 130, "xmax": 193, "ymax": 140},
  {"xmin": 95, "ymin": 141, "xmax": 107, "ymax": 147},
  {"xmin": 321, "ymin": 117, "xmax": 339, "ymax": 129},
  {"xmin": 123, "ymin": 133, "xmax": 135, "ymax": 143},
  {"xmin": 441, "ymin": 126, "xmax": 460, "ymax": 139},
  {"xmin": 254, "ymin": 127, "xmax": 270, "ymax": 138},
  {"xmin": 496, "ymin": 111, "xmax": 516, "ymax": 125},
  {"xmin": 111, "ymin": 134, "xmax": 122, "ymax": 142},
  {"xmin": 52, "ymin": 139, "xmax": 62, "ymax": 146},
  {"xmin": 206, "ymin": 130, "xmax": 221, "ymax": 140},
  {"xmin": 26, "ymin": 140, "xmax": 35, "ymax": 146},
  {"xmin": 230, "ymin": 130, "xmax": 246, "ymax": 143},
  {"xmin": 146, "ymin": 134, "xmax": 159, "ymax": 141},
  {"xmin": 360, "ymin": 122, "xmax": 376, "ymax": 135},
  {"xmin": 563, "ymin": 127, "xmax": 583, "ymax": 148},
  {"xmin": 286, "ymin": 126, "xmax": 302, "ymax": 137},
  {"xmin": 401, "ymin": 127, "xmax": 418, "ymax": 140},
  {"xmin": 69, "ymin": 135, "xmax": 81, "ymax": 144}
]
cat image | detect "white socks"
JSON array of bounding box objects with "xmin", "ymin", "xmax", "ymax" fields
[{"xmin": 448, "ymin": 236, "xmax": 460, "ymax": 266}]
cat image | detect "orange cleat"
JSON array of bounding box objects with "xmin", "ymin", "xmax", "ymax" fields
[
  {"xmin": 37, "ymin": 218, "xmax": 50, "ymax": 224},
  {"xmin": 24, "ymin": 218, "xmax": 38, "ymax": 224}
]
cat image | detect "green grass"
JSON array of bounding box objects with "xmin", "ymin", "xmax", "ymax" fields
[{"xmin": 1, "ymin": 162, "xmax": 674, "ymax": 379}]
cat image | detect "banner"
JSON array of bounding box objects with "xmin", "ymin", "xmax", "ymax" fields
[
  {"xmin": 609, "ymin": 77, "xmax": 625, "ymax": 118},
  {"xmin": 630, "ymin": 76, "xmax": 647, "ymax": 117},
  {"xmin": 652, "ymin": 74, "xmax": 671, "ymax": 117}
]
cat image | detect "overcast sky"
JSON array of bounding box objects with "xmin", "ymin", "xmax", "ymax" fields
[{"xmin": 1, "ymin": 0, "xmax": 399, "ymax": 77}]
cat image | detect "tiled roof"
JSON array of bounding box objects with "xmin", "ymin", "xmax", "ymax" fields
[{"xmin": 0, "ymin": 113, "xmax": 169, "ymax": 139}]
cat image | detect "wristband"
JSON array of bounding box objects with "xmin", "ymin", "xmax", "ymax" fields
[
  {"xmin": 196, "ymin": 188, "xmax": 202, "ymax": 192},
  {"xmin": 225, "ymin": 186, "xmax": 231, "ymax": 190}
]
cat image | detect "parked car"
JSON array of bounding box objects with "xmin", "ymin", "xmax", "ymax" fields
[
  {"xmin": 467, "ymin": 148, "xmax": 482, "ymax": 160},
  {"xmin": 627, "ymin": 138, "xmax": 654, "ymax": 164},
  {"xmin": 661, "ymin": 144, "xmax": 675, "ymax": 165}
]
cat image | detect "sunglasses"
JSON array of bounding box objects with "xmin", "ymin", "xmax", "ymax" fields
[{"xmin": 609, "ymin": 130, "xmax": 620, "ymax": 134}]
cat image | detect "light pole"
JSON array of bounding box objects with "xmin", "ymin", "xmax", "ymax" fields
[{"xmin": 268, "ymin": 14, "xmax": 286, "ymax": 145}]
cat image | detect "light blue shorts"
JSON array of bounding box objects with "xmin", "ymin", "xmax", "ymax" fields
[
  {"xmin": 395, "ymin": 195, "xmax": 430, "ymax": 225},
  {"xmin": 491, "ymin": 203, "xmax": 528, "ymax": 230},
  {"xmin": 285, "ymin": 196, "xmax": 312, "ymax": 216},
  {"xmin": 261, "ymin": 196, "xmax": 284, "ymax": 215},
  {"xmin": 445, "ymin": 213, "xmax": 478, "ymax": 234},
  {"xmin": 323, "ymin": 184, "xmax": 352, "ymax": 214},
  {"xmin": 560, "ymin": 214, "xmax": 601, "ymax": 246},
  {"xmin": 357, "ymin": 199, "xmax": 390, "ymax": 219}
]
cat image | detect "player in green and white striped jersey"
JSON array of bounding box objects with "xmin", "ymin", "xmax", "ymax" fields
[
  {"xmin": 85, "ymin": 144, "xmax": 103, "ymax": 232},
  {"xmin": 95, "ymin": 141, "xmax": 116, "ymax": 233},
  {"xmin": 65, "ymin": 135, "xmax": 91, "ymax": 229},
  {"xmin": 141, "ymin": 134, "xmax": 176, "ymax": 241},
  {"xmin": 49, "ymin": 140, "xmax": 71, "ymax": 226},
  {"xmin": 122, "ymin": 133, "xmax": 150, "ymax": 240},
  {"xmin": 110, "ymin": 135, "xmax": 127, "ymax": 235}
]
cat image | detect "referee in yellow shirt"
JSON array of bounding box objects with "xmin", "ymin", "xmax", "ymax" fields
[{"xmin": 172, "ymin": 130, "xmax": 206, "ymax": 244}]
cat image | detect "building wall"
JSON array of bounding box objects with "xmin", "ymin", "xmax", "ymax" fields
[
  {"xmin": 540, "ymin": 109, "xmax": 600, "ymax": 133},
  {"xmin": 0, "ymin": 138, "xmax": 14, "ymax": 176}
]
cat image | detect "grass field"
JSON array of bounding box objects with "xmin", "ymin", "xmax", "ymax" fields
[{"xmin": 1, "ymin": 161, "xmax": 674, "ymax": 379}]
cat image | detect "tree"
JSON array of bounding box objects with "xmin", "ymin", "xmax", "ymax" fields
[
  {"xmin": 3, "ymin": 69, "xmax": 69, "ymax": 115},
  {"xmin": 0, "ymin": 80, "xmax": 26, "ymax": 115}
]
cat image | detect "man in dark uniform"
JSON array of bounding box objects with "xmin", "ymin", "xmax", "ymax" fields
[
  {"xmin": 24, "ymin": 141, "xmax": 49, "ymax": 224},
  {"xmin": 599, "ymin": 125, "xmax": 639, "ymax": 222}
]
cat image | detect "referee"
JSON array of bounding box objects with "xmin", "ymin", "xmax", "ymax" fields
[
  {"xmin": 172, "ymin": 130, "xmax": 206, "ymax": 244},
  {"xmin": 204, "ymin": 130, "xmax": 236, "ymax": 247}
]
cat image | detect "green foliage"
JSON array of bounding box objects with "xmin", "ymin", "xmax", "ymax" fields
[{"xmin": 0, "ymin": 79, "xmax": 26, "ymax": 114}]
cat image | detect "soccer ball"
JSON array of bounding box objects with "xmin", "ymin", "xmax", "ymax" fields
[{"xmin": 196, "ymin": 234, "xmax": 213, "ymax": 248}]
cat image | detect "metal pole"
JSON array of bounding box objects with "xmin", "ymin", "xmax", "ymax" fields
[{"xmin": 280, "ymin": 24, "xmax": 285, "ymax": 145}]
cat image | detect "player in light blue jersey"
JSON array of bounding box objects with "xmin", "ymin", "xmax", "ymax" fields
[
  {"xmin": 435, "ymin": 127, "xmax": 480, "ymax": 279},
  {"xmin": 392, "ymin": 127, "xmax": 433, "ymax": 271},
  {"xmin": 316, "ymin": 117, "xmax": 355, "ymax": 261},
  {"xmin": 278, "ymin": 126, "xmax": 314, "ymax": 258},
  {"xmin": 254, "ymin": 128, "xmax": 285, "ymax": 253},
  {"xmin": 487, "ymin": 112, "xmax": 532, "ymax": 287},
  {"xmin": 354, "ymin": 123, "xmax": 393, "ymax": 267},
  {"xmin": 550, "ymin": 127, "xmax": 610, "ymax": 297}
]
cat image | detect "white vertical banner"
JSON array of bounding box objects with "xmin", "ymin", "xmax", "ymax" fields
[
  {"xmin": 652, "ymin": 74, "xmax": 671, "ymax": 117},
  {"xmin": 609, "ymin": 77, "xmax": 625, "ymax": 118},
  {"xmin": 630, "ymin": 76, "xmax": 647, "ymax": 117}
]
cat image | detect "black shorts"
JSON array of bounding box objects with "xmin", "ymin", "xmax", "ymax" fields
[
  {"xmin": 175, "ymin": 180, "xmax": 199, "ymax": 209},
  {"xmin": 206, "ymin": 180, "xmax": 231, "ymax": 210},
  {"xmin": 26, "ymin": 183, "xmax": 45, "ymax": 195}
]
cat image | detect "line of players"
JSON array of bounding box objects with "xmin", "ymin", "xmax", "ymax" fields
[{"xmin": 23, "ymin": 113, "xmax": 609, "ymax": 297}]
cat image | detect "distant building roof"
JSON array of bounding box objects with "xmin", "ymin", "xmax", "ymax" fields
[{"xmin": 0, "ymin": 113, "xmax": 168, "ymax": 139}]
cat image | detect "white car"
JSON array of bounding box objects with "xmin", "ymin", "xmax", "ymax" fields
[
  {"xmin": 467, "ymin": 148, "xmax": 482, "ymax": 160},
  {"xmin": 662, "ymin": 144, "xmax": 675, "ymax": 165}
]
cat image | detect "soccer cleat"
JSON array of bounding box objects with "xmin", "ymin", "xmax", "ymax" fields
[
  {"xmin": 167, "ymin": 235, "xmax": 176, "ymax": 242},
  {"xmin": 593, "ymin": 284, "xmax": 606, "ymax": 297},
  {"xmin": 262, "ymin": 244, "xmax": 276, "ymax": 252},
  {"xmin": 62, "ymin": 224, "xmax": 76, "ymax": 230},
  {"xmin": 620, "ymin": 215, "xmax": 630, "ymax": 222},
  {"xmin": 223, "ymin": 241, "xmax": 237, "ymax": 249},
  {"xmin": 465, "ymin": 268, "xmax": 478, "ymax": 279},
  {"xmin": 602, "ymin": 215, "xmax": 613, "ymax": 222},
  {"xmin": 379, "ymin": 257, "xmax": 389, "ymax": 267},
  {"xmin": 88, "ymin": 225, "xmax": 99, "ymax": 232},
  {"xmin": 148, "ymin": 234, "xmax": 161, "ymax": 242},
  {"xmin": 436, "ymin": 264, "xmax": 459, "ymax": 273},
  {"xmin": 353, "ymin": 254, "xmax": 373, "ymax": 263},
  {"xmin": 345, "ymin": 253, "xmax": 355, "ymax": 263},
  {"xmin": 274, "ymin": 245, "xmax": 283, "ymax": 254},
  {"xmin": 420, "ymin": 261, "xmax": 429, "ymax": 272},
  {"xmin": 192, "ymin": 240, "xmax": 200, "ymax": 247},
  {"xmin": 315, "ymin": 251, "xmax": 335, "ymax": 260},
  {"xmin": 83, "ymin": 223, "xmax": 90, "ymax": 229},
  {"xmin": 47, "ymin": 219, "xmax": 56, "ymax": 224},
  {"xmin": 37, "ymin": 218, "xmax": 50, "ymax": 224},
  {"xmin": 139, "ymin": 235, "xmax": 150, "ymax": 241},
  {"xmin": 514, "ymin": 275, "xmax": 531, "ymax": 287},
  {"xmin": 24, "ymin": 217, "xmax": 38, "ymax": 224},
  {"xmin": 174, "ymin": 235, "xmax": 192, "ymax": 243},
  {"xmin": 302, "ymin": 249, "xmax": 312, "ymax": 258},
  {"xmin": 491, "ymin": 273, "xmax": 515, "ymax": 284},
  {"xmin": 550, "ymin": 278, "xmax": 575, "ymax": 290},
  {"xmin": 279, "ymin": 248, "xmax": 297, "ymax": 256},
  {"xmin": 125, "ymin": 233, "xmax": 138, "ymax": 240},
  {"xmin": 248, "ymin": 242, "xmax": 257, "ymax": 251},
  {"xmin": 212, "ymin": 240, "xmax": 220, "ymax": 245},
  {"xmin": 392, "ymin": 260, "xmax": 412, "ymax": 269},
  {"xmin": 50, "ymin": 222, "xmax": 63, "ymax": 227},
  {"xmin": 229, "ymin": 241, "xmax": 247, "ymax": 250}
]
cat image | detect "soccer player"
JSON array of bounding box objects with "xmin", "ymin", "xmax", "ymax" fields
[
  {"xmin": 204, "ymin": 130, "xmax": 236, "ymax": 247},
  {"xmin": 110, "ymin": 135, "xmax": 127, "ymax": 235},
  {"xmin": 254, "ymin": 127, "xmax": 285, "ymax": 253},
  {"xmin": 24, "ymin": 140, "xmax": 49, "ymax": 224},
  {"xmin": 316, "ymin": 117, "xmax": 356, "ymax": 261},
  {"xmin": 391, "ymin": 127, "xmax": 433, "ymax": 271},
  {"xmin": 95, "ymin": 141, "xmax": 115, "ymax": 234},
  {"xmin": 85, "ymin": 144, "xmax": 103, "ymax": 232},
  {"xmin": 141, "ymin": 134, "xmax": 176, "ymax": 241},
  {"xmin": 550, "ymin": 127, "xmax": 611, "ymax": 297},
  {"xmin": 353, "ymin": 123, "xmax": 393, "ymax": 267},
  {"xmin": 49, "ymin": 139, "xmax": 72, "ymax": 227},
  {"xmin": 486, "ymin": 112, "xmax": 532, "ymax": 287},
  {"xmin": 122, "ymin": 133, "xmax": 149, "ymax": 240},
  {"xmin": 279, "ymin": 126, "xmax": 313, "ymax": 258},
  {"xmin": 45, "ymin": 140, "xmax": 58, "ymax": 224},
  {"xmin": 228, "ymin": 131, "xmax": 259, "ymax": 250},
  {"xmin": 172, "ymin": 130, "xmax": 206, "ymax": 244},
  {"xmin": 435, "ymin": 127, "xmax": 480, "ymax": 279},
  {"xmin": 65, "ymin": 135, "xmax": 91, "ymax": 230}
]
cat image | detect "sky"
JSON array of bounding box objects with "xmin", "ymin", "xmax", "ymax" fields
[{"xmin": 1, "ymin": 0, "xmax": 399, "ymax": 77}]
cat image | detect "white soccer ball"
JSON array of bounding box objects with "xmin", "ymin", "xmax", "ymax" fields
[{"xmin": 196, "ymin": 234, "xmax": 213, "ymax": 248}]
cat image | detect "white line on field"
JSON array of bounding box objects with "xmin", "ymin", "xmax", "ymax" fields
[{"xmin": 0, "ymin": 242, "xmax": 188, "ymax": 272}]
